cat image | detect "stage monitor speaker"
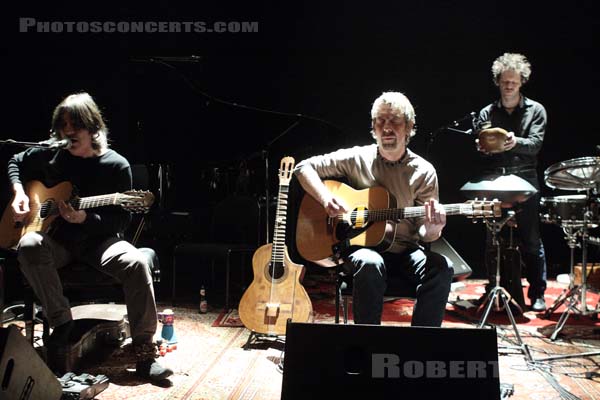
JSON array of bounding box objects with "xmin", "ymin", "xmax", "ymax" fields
[
  {"xmin": 431, "ymin": 236, "xmax": 472, "ymax": 280},
  {"xmin": 0, "ymin": 325, "xmax": 62, "ymax": 400},
  {"xmin": 281, "ymin": 322, "xmax": 500, "ymax": 400}
]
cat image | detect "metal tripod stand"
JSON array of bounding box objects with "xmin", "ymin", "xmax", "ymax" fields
[
  {"xmin": 544, "ymin": 202, "xmax": 600, "ymax": 341},
  {"xmin": 478, "ymin": 211, "xmax": 532, "ymax": 362}
]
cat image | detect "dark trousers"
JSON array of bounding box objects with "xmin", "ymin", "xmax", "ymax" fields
[{"xmin": 344, "ymin": 247, "xmax": 454, "ymax": 326}]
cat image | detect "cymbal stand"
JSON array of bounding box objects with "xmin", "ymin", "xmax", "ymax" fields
[
  {"xmin": 546, "ymin": 200, "xmax": 600, "ymax": 341},
  {"xmin": 478, "ymin": 211, "xmax": 532, "ymax": 362},
  {"xmin": 542, "ymin": 225, "xmax": 580, "ymax": 318}
]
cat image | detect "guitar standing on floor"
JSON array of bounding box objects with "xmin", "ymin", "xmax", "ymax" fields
[
  {"xmin": 238, "ymin": 156, "xmax": 313, "ymax": 336},
  {"xmin": 0, "ymin": 180, "xmax": 154, "ymax": 250},
  {"xmin": 296, "ymin": 180, "xmax": 501, "ymax": 267}
]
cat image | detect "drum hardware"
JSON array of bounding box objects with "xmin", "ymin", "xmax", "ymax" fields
[
  {"xmin": 460, "ymin": 176, "xmax": 536, "ymax": 361},
  {"xmin": 541, "ymin": 157, "xmax": 600, "ymax": 347},
  {"xmin": 477, "ymin": 211, "xmax": 533, "ymax": 362}
]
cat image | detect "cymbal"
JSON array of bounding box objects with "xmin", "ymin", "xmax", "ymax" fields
[
  {"xmin": 545, "ymin": 156, "xmax": 600, "ymax": 191},
  {"xmin": 460, "ymin": 174, "xmax": 538, "ymax": 204}
]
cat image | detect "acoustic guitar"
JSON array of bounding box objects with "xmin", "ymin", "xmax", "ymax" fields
[
  {"xmin": 0, "ymin": 180, "xmax": 154, "ymax": 250},
  {"xmin": 296, "ymin": 180, "xmax": 501, "ymax": 267},
  {"xmin": 238, "ymin": 157, "xmax": 313, "ymax": 335}
]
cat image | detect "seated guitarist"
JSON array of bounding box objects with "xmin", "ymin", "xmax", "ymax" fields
[
  {"xmin": 295, "ymin": 92, "xmax": 454, "ymax": 326},
  {"xmin": 8, "ymin": 92, "xmax": 173, "ymax": 381}
]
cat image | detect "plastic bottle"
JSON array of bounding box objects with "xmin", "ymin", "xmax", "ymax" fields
[{"xmin": 199, "ymin": 285, "xmax": 208, "ymax": 314}]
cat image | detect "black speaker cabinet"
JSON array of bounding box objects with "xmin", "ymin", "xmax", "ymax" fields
[
  {"xmin": 431, "ymin": 237, "xmax": 472, "ymax": 280},
  {"xmin": 282, "ymin": 322, "xmax": 500, "ymax": 400},
  {"xmin": 0, "ymin": 325, "xmax": 62, "ymax": 400}
]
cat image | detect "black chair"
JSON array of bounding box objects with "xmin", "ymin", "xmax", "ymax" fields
[{"xmin": 172, "ymin": 195, "xmax": 260, "ymax": 310}]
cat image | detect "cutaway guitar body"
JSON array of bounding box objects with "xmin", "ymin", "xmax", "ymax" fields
[{"xmin": 238, "ymin": 156, "xmax": 313, "ymax": 335}]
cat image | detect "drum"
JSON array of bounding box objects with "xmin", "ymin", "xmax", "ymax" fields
[
  {"xmin": 544, "ymin": 156, "xmax": 600, "ymax": 191},
  {"xmin": 539, "ymin": 194, "xmax": 599, "ymax": 227}
]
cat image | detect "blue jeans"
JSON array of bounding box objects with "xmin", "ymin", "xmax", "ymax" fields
[{"xmin": 344, "ymin": 247, "xmax": 454, "ymax": 326}]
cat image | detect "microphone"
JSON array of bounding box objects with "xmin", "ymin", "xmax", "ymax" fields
[
  {"xmin": 453, "ymin": 112, "xmax": 477, "ymax": 126},
  {"xmin": 38, "ymin": 138, "xmax": 72, "ymax": 149},
  {"xmin": 130, "ymin": 55, "xmax": 202, "ymax": 63}
]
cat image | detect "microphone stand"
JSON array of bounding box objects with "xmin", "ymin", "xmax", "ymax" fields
[
  {"xmin": 425, "ymin": 112, "xmax": 475, "ymax": 159},
  {"xmin": 259, "ymin": 120, "xmax": 301, "ymax": 244},
  {"xmin": 0, "ymin": 139, "xmax": 53, "ymax": 149}
]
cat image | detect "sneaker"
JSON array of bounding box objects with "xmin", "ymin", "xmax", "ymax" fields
[
  {"xmin": 136, "ymin": 359, "xmax": 174, "ymax": 381},
  {"xmin": 530, "ymin": 297, "xmax": 546, "ymax": 312}
]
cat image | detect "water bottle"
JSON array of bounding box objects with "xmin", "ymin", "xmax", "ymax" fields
[{"xmin": 199, "ymin": 285, "xmax": 208, "ymax": 314}]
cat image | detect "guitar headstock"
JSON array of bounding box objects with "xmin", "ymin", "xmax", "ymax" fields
[
  {"xmin": 118, "ymin": 190, "xmax": 155, "ymax": 213},
  {"xmin": 465, "ymin": 199, "xmax": 502, "ymax": 219},
  {"xmin": 279, "ymin": 156, "xmax": 295, "ymax": 186}
]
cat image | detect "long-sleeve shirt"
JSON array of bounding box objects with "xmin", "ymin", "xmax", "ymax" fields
[
  {"xmin": 294, "ymin": 143, "xmax": 439, "ymax": 253},
  {"xmin": 8, "ymin": 147, "xmax": 132, "ymax": 249},
  {"xmin": 477, "ymin": 95, "xmax": 547, "ymax": 171}
]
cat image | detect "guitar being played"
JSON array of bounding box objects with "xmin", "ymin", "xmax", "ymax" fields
[
  {"xmin": 0, "ymin": 180, "xmax": 154, "ymax": 250},
  {"xmin": 294, "ymin": 91, "xmax": 469, "ymax": 327},
  {"xmin": 296, "ymin": 180, "xmax": 500, "ymax": 266},
  {"xmin": 5, "ymin": 92, "xmax": 172, "ymax": 381}
]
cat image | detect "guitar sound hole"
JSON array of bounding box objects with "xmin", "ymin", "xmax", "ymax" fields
[{"xmin": 266, "ymin": 262, "xmax": 285, "ymax": 280}]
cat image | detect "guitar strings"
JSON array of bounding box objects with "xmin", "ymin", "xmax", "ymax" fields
[{"xmin": 334, "ymin": 204, "xmax": 491, "ymax": 221}]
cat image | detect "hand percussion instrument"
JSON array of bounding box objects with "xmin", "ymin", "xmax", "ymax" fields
[{"xmin": 478, "ymin": 127, "xmax": 508, "ymax": 154}]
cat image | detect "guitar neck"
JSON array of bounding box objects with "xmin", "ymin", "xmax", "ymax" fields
[
  {"xmin": 271, "ymin": 184, "xmax": 289, "ymax": 263},
  {"xmin": 71, "ymin": 193, "xmax": 123, "ymax": 210},
  {"xmin": 367, "ymin": 203, "xmax": 475, "ymax": 221}
]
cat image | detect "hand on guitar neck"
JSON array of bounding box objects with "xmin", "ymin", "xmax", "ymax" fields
[{"xmin": 419, "ymin": 199, "xmax": 446, "ymax": 242}]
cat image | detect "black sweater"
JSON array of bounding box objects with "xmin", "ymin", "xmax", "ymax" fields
[{"xmin": 8, "ymin": 147, "xmax": 132, "ymax": 248}]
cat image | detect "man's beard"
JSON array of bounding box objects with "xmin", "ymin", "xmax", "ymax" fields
[{"xmin": 380, "ymin": 136, "xmax": 399, "ymax": 150}]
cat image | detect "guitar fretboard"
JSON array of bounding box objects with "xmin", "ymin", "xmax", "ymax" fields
[
  {"xmin": 271, "ymin": 184, "xmax": 289, "ymax": 264},
  {"xmin": 345, "ymin": 203, "xmax": 488, "ymax": 222},
  {"xmin": 72, "ymin": 193, "xmax": 123, "ymax": 210}
]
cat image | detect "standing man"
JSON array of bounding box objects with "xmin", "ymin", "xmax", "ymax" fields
[
  {"xmin": 295, "ymin": 92, "xmax": 454, "ymax": 326},
  {"xmin": 9, "ymin": 92, "xmax": 173, "ymax": 381},
  {"xmin": 476, "ymin": 53, "xmax": 548, "ymax": 312}
]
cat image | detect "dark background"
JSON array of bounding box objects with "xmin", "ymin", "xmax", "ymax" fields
[{"xmin": 2, "ymin": 2, "xmax": 599, "ymax": 302}]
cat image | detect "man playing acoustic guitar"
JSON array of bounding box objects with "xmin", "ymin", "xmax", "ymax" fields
[
  {"xmin": 7, "ymin": 92, "xmax": 172, "ymax": 381},
  {"xmin": 295, "ymin": 92, "xmax": 454, "ymax": 326}
]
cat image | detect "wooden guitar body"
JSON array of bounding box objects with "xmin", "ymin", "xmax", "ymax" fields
[
  {"xmin": 238, "ymin": 156, "xmax": 313, "ymax": 335},
  {"xmin": 296, "ymin": 181, "xmax": 396, "ymax": 267},
  {"xmin": 0, "ymin": 181, "xmax": 71, "ymax": 250},
  {"xmin": 238, "ymin": 243, "xmax": 313, "ymax": 335},
  {"xmin": 295, "ymin": 180, "xmax": 501, "ymax": 267},
  {"xmin": 0, "ymin": 180, "xmax": 154, "ymax": 250}
]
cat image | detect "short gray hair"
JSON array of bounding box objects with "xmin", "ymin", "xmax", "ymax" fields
[{"xmin": 370, "ymin": 92, "xmax": 416, "ymax": 140}]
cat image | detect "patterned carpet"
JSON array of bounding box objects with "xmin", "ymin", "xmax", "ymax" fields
[{"xmin": 8, "ymin": 276, "xmax": 600, "ymax": 399}]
